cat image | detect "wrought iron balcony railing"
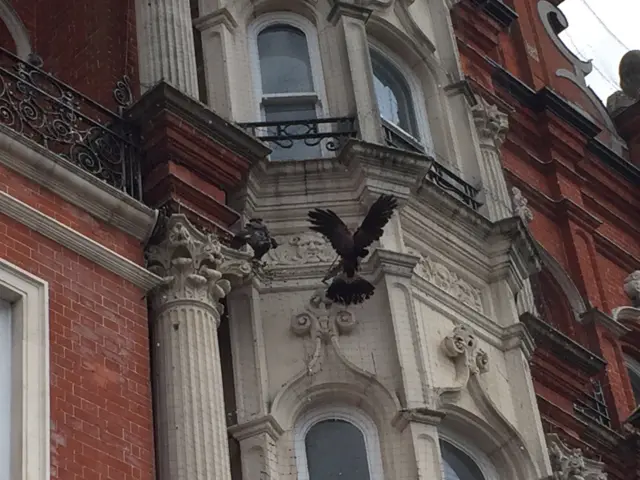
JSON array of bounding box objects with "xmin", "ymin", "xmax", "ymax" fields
[
  {"xmin": 381, "ymin": 120, "xmax": 482, "ymax": 211},
  {"xmin": 238, "ymin": 116, "xmax": 358, "ymax": 161},
  {"xmin": 574, "ymin": 379, "xmax": 612, "ymax": 429},
  {"xmin": 0, "ymin": 48, "xmax": 141, "ymax": 199}
]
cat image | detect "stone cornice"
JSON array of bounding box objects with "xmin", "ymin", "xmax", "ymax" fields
[
  {"xmin": 580, "ymin": 307, "xmax": 631, "ymax": 338},
  {"xmin": 369, "ymin": 249, "xmax": 421, "ymax": 279},
  {"xmin": 586, "ymin": 138, "xmax": 640, "ymax": 185},
  {"xmin": 193, "ymin": 7, "xmax": 238, "ymax": 32},
  {"xmin": 0, "ymin": 125, "xmax": 158, "ymax": 242},
  {"xmin": 500, "ymin": 322, "xmax": 536, "ymax": 360},
  {"xmin": 521, "ymin": 312, "xmax": 606, "ymax": 377},
  {"xmin": 228, "ymin": 415, "xmax": 284, "ymax": 442},
  {"xmin": 391, "ymin": 408, "xmax": 447, "ymax": 432},
  {"xmin": 327, "ymin": 1, "xmax": 373, "ymax": 24},
  {"xmin": 468, "ymin": 0, "xmax": 518, "ymax": 29},
  {"xmin": 0, "ymin": 189, "xmax": 162, "ymax": 291}
]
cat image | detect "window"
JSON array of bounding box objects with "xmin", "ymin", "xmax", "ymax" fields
[
  {"xmin": 0, "ymin": 259, "xmax": 49, "ymax": 480},
  {"xmin": 294, "ymin": 407, "xmax": 384, "ymax": 480},
  {"xmin": 440, "ymin": 440, "xmax": 486, "ymax": 480},
  {"xmin": 369, "ymin": 45, "xmax": 430, "ymax": 153},
  {"xmin": 625, "ymin": 355, "xmax": 640, "ymax": 405},
  {"xmin": 0, "ymin": 299, "xmax": 10, "ymax": 479},
  {"xmin": 250, "ymin": 14, "xmax": 327, "ymax": 161}
]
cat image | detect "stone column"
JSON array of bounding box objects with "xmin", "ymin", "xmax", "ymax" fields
[
  {"xmin": 472, "ymin": 96, "xmax": 512, "ymax": 221},
  {"xmin": 146, "ymin": 214, "xmax": 253, "ymax": 480},
  {"xmin": 135, "ymin": 0, "xmax": 199, "ymax": 97},
  {"xmin": 328, "ymin": 3, "xmax": 383, "ymax": 144}
]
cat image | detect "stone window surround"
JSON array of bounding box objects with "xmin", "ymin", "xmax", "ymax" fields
[
  {"xmin": 624, "ymin": 354, "xmax": 640, "ymax": 405},
  {"xmin": 293, "ymin": 405, "xmax": 385, "ymax": 480},
  {"xmin": 247, "ymin": 12, "xmax": 330, "ymax": 124},
  {"xmin": 439, "ymin": 429, "xmax": 499, "ymax": 480},
  {"xmin": 368, "ymin": 38, "xmax": 434, "ymax": 155},
  {"xmin": 0, "ymin": 258, "xmax": 49, "ymax": 480}
]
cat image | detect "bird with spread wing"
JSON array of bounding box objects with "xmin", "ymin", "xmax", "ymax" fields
[{"xmin": 307, "ymin": 194, "xmax": 398, "ymax": 306}]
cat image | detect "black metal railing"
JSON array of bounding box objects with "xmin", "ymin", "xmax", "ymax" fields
[
  {"xmin": 427, "ymin": 162, "xmax": 482, "ymax": 211},
  {"xmin": 238, "ymin": 116, "xmax": 357, "ymax": 161},
  {"xmin": 0, "ymin": 48, "xmax": 141, "ymax": 199},
  {"xmin": 574, "ymin": 380, "xmax": 612, "ymax": 429},
  {"xmin": 381, "ymin": 119, "xmax": 424, "ymax": 155}
]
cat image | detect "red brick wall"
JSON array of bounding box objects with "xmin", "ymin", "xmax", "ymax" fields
[
  {"xmin": 6, "ymin": 0, "xmax": 139, "ymax": 109},
  {"xmin": 0, "ymin": 209, "xmax": 154, "ymax": 480}
]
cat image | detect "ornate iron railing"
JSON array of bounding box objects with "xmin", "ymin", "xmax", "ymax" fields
[
  {"xmin": 238, "ymin": 116, "xmax": 357, "ymax": 161},
  {"xmin": 381, "ymin": 119, "xmax": 424, "ymax": 155},
  {"xmin": 0, "ymin": 48, "xmax": 141, "ymax": 199},
  {"xmin": 574, "ymin": 380, "xmax": 612, "ymax": 429}
]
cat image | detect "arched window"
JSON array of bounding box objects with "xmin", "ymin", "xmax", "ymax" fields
[
  {"xmin": 249, "ymin": 14, "xmax": 327, "ymax": 161},
  {"xmin": 369, "ymin": 44, "xmax": 429, "ymax": 153},
  {"xmin": 294, "ymin": 407, "xmax": 384, "ymax": 480},
  {"xmin": 624, "ymin": 355, "xmax": 640, "ymax": 405},
  {"xmin": 440, "ymin": 440, "xmax": 486, "ymax": 480}
]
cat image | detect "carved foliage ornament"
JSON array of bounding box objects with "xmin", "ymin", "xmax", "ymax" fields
[
  {"xmin": 409, "ymin": 249, "xmax": 484, "ymax": 313},
  {"xmin": 266, "ymin": 232, "xmax": 336, "ymax": 265},
  {"xmin": 145, "ymin": 215, "xmax": 252, "ymax": 319},
  {"xmin": 547, "ymin": 434, "xmax": 607, "ymax": 480},
  {"xmin": 471, "ymin": 95, "xmax": 509, "ymax": 147},
  {"xmin": 511, "ymin": 187, "xmax": 533, "ymax": 224},
  {"xmin": 624, "ymin": 271, "xmax": 640, "ymax": 308},
  {"xmin": 442, "ymin": 324, "xmax": 489, "ymax": 375}
]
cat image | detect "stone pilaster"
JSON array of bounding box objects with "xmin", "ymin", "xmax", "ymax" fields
[
  {"xmin": 472, "ymin": 96, "xmax": 512, "ymax": 221},
  {"xmin": 146, "ymin": 214, "xmax": 253, "ymax": 480},
  {"xmin": 135, "ymin": 0, "xmax": 199, "ymax": 97},
  {"xmin": 328, "ymin": 3, "xmax": 383, "ymax": 144}
]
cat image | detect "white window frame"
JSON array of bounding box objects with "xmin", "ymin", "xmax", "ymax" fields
[
  {"xmin": 368, "ymin": 40, "xmax": 433, "ymax": 156},
  {"xmin": 0, "ymin": 258, "xmax": 50, "ymax": 480},
  {"xmin": 293, "ymin": 405, "xmax": 385, "ymax": 480},
  {"xmin": 247, "ymin": 12, "xmax": 329, "ymax": 123},
  {"xmin": 439, "ymin": 430, "xmax": 499, "ymax": 480},
  {"xmin": 624, "ymin": 354, "xmax": 640, "ymax": 404}
]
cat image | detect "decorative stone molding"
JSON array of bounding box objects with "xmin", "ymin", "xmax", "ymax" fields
[
  {"xmin": 512, "ymin": 187, "xmax": 534, "ymax": 224},
  {"xmin": 624, "ymin": 271, "xmax": 640, "ymax": 307},
  {"xmin": 472, "ymin": 95, "xmax": 509, "ymax": 147},
  {"xmin": 146, "ymin": 214, "xmax": 252, "ymax": 320},
  {"xmin": 546, "ymin": 434, "xmax": 607, "ymax": 480},
  {"xmin": 290, "ymin": 288, "xmax": 358, "ymax": 374},
  {"xmin": 442, "ymin": 324, "xmax": 490, "ymax": 375},
  {"xmin": 409, "ymin": 249, "xmax": 484, "ymax": 313},
  {"xmin": 291, "ymin": 288, "xmax": 357, "ymax": 344},
  {"xmin": 266, "ymin": 232, "xmax": 336, "ymax": 265}
]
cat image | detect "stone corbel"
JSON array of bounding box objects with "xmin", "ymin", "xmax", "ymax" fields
[
  {"xmin": 438, "ymin": 324, "xmax": 489, "ymax": 403},
  {"xmin": 391, "ymin": 407, "xmax": 446, "ymax": 432},
  {"xmin": 546, "ymin": 433, "xmax": 608, "ymax": 480},
  {"xmin": 193, "ymin": 7, "xmax": 238, "ymax": 32}
]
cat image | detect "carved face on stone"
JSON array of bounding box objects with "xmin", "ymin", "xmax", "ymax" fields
[
  {"xmin": 292, "ymin": 234, "xmax": 330, "ymax": 261},
  {"xmin": 624, "ymin": 270, "xmax": 640, "ymax": 306}
]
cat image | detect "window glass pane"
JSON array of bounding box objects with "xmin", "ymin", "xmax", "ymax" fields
[
  {"xmin": 264, "ymin": 103, "xmax": 320, "ymax": 161},
  {"xmin": 258, "ymin": 25, "xmax": 314, "ymax": 94},
  {"xmin": 0, "ymin": 299, "xmax": 12, "ymax": 480},
  {"xmin": 370, "ymin": 49, "xmax": 418, "ymax": 137},
  {"xmin": 440, "ymin": 440, "xmax": 485, "ymax": 480},
  {"xmin": 626, "ymin": 359, "xmax": 640, "ymax": 405},
  {"xmin": 305, "ymin": 419, "xmax": 371, "ymax": 480}
]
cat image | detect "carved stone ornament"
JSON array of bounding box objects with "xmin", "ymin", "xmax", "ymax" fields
[
  {"xmin": 547, "ymin": 434, "xmax": 607, "ymax": 480},
  {"xmin": 409, "ymin": 249, "xmax": 484, "ymax": 313},
  {"xmin": 291, "ymin": 288, "xmax": 357, "ymax": 374},
  {"xmin": 624, "ymin": 271, "xmax": 640, "ymax": 308},
  {"xmin": 511, "ymin": 187, "xmax": 534, "ymax": 224},
  {"xmin": 266, "ymin": 232, "xmax": 336, "ymax": 265},
  {"xmin": 472, "ymin": 95, "xmax": 509, "ymax": 147},
  {"xmin": 442, "ymin": 324, "xmax": 489, "ymax": 375},
  {"xmin": 145, "ymin": 214, "xmax": 253, "ymax": 320}
]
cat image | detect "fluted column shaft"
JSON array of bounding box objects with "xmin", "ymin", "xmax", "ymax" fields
[
  {"xmin": 135, "ymin": 0, "xmax": 199, "ymax": 97},
  {"xmin": 472, "ymin": 97, "xmax": 513, "ymax": 221},
  {"xmin": 147, "ymin": 214, "xmax": 252, "ymax": 480}
]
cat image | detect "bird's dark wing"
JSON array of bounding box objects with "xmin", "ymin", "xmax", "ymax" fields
[
  {"xmin": 307, "ymin": 209, "xmax": 353, "ymax": 257},
  {"xmin": 353, "ymin": 194, "xmax": 398, "ymax": 250},
  {"xmin": 230, "ymin": 230, "xmax": 250, "ymax": 250}
]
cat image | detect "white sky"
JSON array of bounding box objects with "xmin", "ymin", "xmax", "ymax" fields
[{"xmin": 558, "ymin": 0, "xmax": 639, "ymax": 102}]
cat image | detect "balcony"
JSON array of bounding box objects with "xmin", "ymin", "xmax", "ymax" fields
[
  {"xmin": 0, "ymin": 48, "xmax": 141, "ymax": 199},
  {"xmin": 574, "ymin": 379, "xmax": 612, "ymax": 429},
  {"xmin": 237, "ymin": 116, "xmax": 358, "ymax": 161},
  {"xmin": 382, "ymin": 120, "xmax": 482, "ymax": 211}
]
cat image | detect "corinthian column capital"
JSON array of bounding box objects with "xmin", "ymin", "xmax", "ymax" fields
[
  {"xmin": 472, "ymin": 95, "xmax": 509, "ymax": 147},
  {"xmin": 145, "ymin": 214, "xmax": 253, "ymax": 321}
]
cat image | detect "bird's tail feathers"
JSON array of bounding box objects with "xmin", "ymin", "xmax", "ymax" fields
[{"xmin": 326, "ymin": 275, "xmax": 375, "ymax": 306}]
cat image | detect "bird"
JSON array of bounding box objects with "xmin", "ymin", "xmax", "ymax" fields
[
  {"xmin": 307, "ymin": 194, "xmax": 398, "ymax": 306},
  {"xmin": 229, "ymin": 218, "xmax": 279, "ymax": 263}
]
